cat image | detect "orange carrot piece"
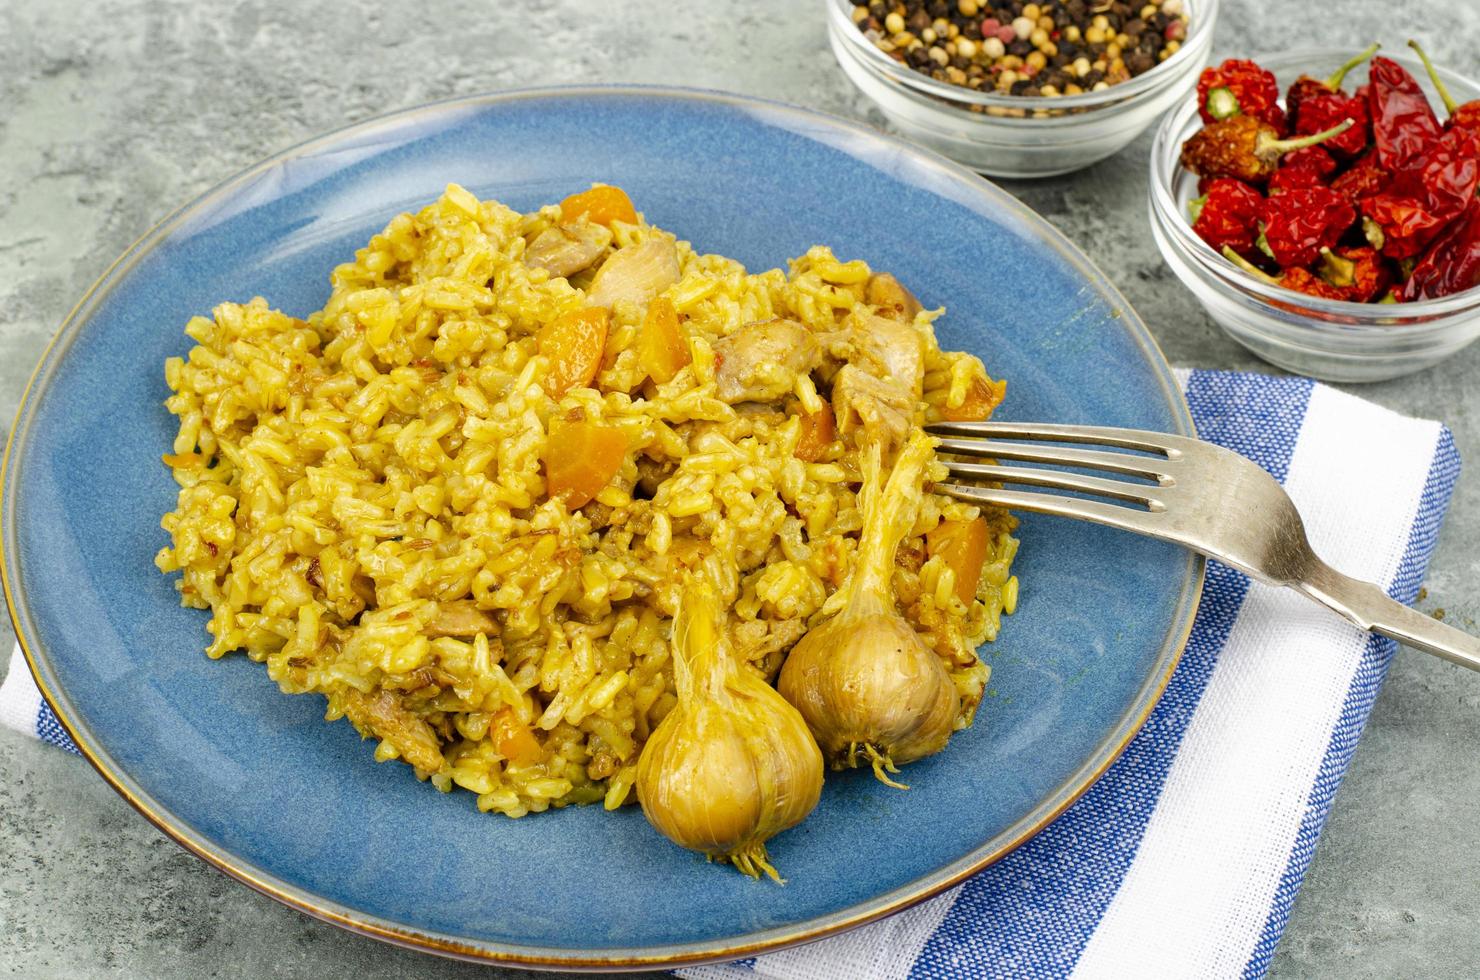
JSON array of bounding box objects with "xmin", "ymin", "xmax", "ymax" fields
[
  {"xmin": 560, "ymin": 185, "xmax": 638, "ymax": 227},
  {"xmin": 545, "ymin": 419, "xmax": 629, "ymax": 508},
  {"xmin": 793, "ymin": 402, "xmax": 836, "ymax": 462},
  {"xmin": 927, "ymin": 517, "xmax": 991, "ymax": 605},
  {"xmin": 940, "ymin": 375, "xmax": 1007, "ymax": 422},
  {"xmin": 492, "ymin": 707, "xmax": 544, "ymax": 767},
  {"xmin": 537, "ymin": 307, "xmax": 609, "ymax": 398},
  {"xmin": 637, "ymin": 296, "xmax": 690, "ymax": 384},
  {"xmin": 161, "ymin": 452, "xmax": 207, "ymax": 469}
]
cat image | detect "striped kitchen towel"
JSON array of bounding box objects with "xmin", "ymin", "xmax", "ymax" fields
[{"xmin": 1, "ymin": 370, "xmax": 1463, "ymax": 978}]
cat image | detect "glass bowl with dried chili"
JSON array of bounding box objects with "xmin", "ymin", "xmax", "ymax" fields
[
  {"xmin": 825, "ymin": 0, "xmax": 1218, "ymax": 178},
  {"xmin": 1150, "ymin": 46, "xmax": 1480, "ymax": 382}
]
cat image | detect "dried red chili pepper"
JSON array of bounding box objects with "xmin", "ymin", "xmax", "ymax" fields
[
  {"xmin": 1283, "ymin": 146, "xmax": 1339, "ymax": 177},
  {"xmin": 1197, "ymin": 59, "xmax": 1285, "ymax": 127},
  {"xmin": 1315, "ymin": 246, "xmax": 1391, "ymax": 302},
  {"xmin": 1294, "ymin": 90, "xmax": 1371, "ymax": 158},
  {"xmin": 1329, "ymin": 149, "xmax": 1391, "ymax": 203},
  {"xmin": 1268, "ymin": 166, "xmax": 1328, "ymax": 195},
  {"xmin": 1190, "ymin": 179, "xmax": 1265, "ymax": 254},
  {"xmin": 1368, "ymin": 55, "xmax": 1444, "ymax": 169},
  {"xmin": 1362, "ymin": 127, "xmax": 1480, "ymax": 259},
  {"xmin": 1222, "ymin": 247, "xmax": 1350, "ymax": 300},
  {"xmin": 1181, "ymin": 115, "xmax": 1355, "ymax": 185},
  {"xmin": 1287, "ymin": 44, "xmax": 1381, "ymax": 124},
  {"xmin": 1280, "ymin": 267, "xmax": 1353, "ymax": 301},
  {"xmin": 1259, "ymin": 187, "xmax": 1357, "ymax": 268},
  {"xmin": 1269, "ymin": 146, "xmax": 1338, "ymax": 194},
  {"xmin": 1399, "ymin": 198, "xmax": 1480, "ymax": 300},
  {"xmin": 1408, "ymin": 40, "xmax": 1480, "ymax": 143}
]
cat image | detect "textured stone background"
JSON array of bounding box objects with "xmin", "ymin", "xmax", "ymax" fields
[{"xmin": 4, "ymin": 1, "xmax": 1480, "ymax": 977}]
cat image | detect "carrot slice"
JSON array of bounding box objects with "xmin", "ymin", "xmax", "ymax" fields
[
  {"xmin": 940, "ymin": 375, "xmax": 1007, "ymax": 422},
  {"xmin": 793, "ymin": 402, "xmax": 835, "ymax": 462},
  {"xmin": 637, "ymin": 296, "xmax": 690, "ymax": 384},
  {"xmin": 545, "ymin": 419, "xmax": 629, "ymax": 508},
  {"xmin": 492, "ymin": 707, "xmax": 544, "ymax": 767},
  {"xmin": 537, "ymin": 307, "xmax": 609, "ymax": 398},
  {"xmin": 927, "ymin": 517, "xmax": 991, "ymax": 605},
  {"xmin": 560, "ymin": 185, "xmax": 638, "ymax": 227}
]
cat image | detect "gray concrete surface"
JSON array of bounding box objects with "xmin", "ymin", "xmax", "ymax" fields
[{"xmin": 3, "ymin": 1, "xmax": 1479, "ymax": 977}]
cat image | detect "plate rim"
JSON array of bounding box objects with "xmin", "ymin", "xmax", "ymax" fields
[{"xmin": 1, "ymin": 83, "xmax": 1203, "ymax": 971}]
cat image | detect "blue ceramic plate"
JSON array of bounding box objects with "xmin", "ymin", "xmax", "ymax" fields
[{"xmin": 2, "ymin": 88, "xmax": 1201, "ymax": 969}]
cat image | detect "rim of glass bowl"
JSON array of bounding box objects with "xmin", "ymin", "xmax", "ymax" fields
[
  {"xmin": 1149, "ymin": 47, "xmax": 1480, "ymax": 329},
  {"xmin": 825, "ymin": 0, "xmax": 1218, "ymax": 116}
]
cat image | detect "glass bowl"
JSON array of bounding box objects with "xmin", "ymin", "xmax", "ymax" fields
[
  {"xmin": 1149, "ymin": 48, "xmax": 1480, "ymax": 382},
  {"xmin": 825, "ymin": 0, "xmax": 1218, "ymax": 178}
]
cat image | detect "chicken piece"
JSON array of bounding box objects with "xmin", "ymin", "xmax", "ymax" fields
[
  {"xmin": 340, "ymin": 689, "xmax": 445, "ymax": 773},
  {"xmin": 865, "ymin": 272, "xmax": 922, "ymax": 322},
  {"xmin": 587, "ymin": 238, "xmax": 681, "ymax": 310},
  {"xmin": 524, "ymin": 221, "xmax": 612, "ymax": 279},
  {"xmin": 848, "ymin": 311, "xmax": 924, "ymax": 399},
  {"xmin": 426, "ymin": 600, "xmax": 497, "ymax": 637},
  {"xmin": 712, "ymin": 318, "xmax": 821, "ymax": 404},
  {"xmin": 831, "ymin": 363, "xmax": 913, "ymax": 453}
]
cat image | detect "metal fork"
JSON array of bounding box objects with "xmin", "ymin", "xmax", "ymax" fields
[{"xmin": 927, "ymin": 420, "xmax": 1480, "ymax": 672}]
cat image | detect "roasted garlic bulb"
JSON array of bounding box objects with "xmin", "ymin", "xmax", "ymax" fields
[
  {"xmin": 777, "ymin": 431, "xmax": 959, "ymax": 788},
  {"xmin": 635, "ymin": 578, "xmax": 824, "ymax": 882}
]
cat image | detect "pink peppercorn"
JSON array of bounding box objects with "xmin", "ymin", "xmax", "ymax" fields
[
  {"xmin": 981, "ymin": 17, "xmax": 999, "ymax": 33},
  {"xmin": 996, "ymin": 25, "xmax": 1017, "ymax": 43}
]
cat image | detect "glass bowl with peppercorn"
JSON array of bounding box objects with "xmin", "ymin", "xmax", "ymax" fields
[
  {"xmin": 1150, "ymin": 45, "xmax": 1480, "ymax": 382},
  {"xmin": 827, "ymin": 0, "xmax": 1217, "ymax": 178}
]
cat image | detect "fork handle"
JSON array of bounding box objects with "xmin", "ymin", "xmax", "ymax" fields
[{"xmin": 1298, "ymin": 561, "xmax": 1480, "ymax": 672}]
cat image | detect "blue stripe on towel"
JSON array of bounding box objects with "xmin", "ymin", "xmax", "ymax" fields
[{"xmin": 37, "ymin": 698, "xmax": 81, "ymax": 756}]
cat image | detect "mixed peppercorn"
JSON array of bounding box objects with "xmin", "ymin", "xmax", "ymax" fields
[
  {"xmin": 1181, "ymin": 43, "xmax": 1480, "ymax": 304},
  {"xmin": 850, "ymin": 0, "xmax": 1191, "ymax": 105}
]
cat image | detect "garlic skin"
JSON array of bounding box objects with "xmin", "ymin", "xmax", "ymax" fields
[
  {"xmin": 636, "ymin": 579, "xmax": 824, "ymax": 882},
  {"xmin": 777, "ymin": 432, "xmax": 959, "ymax": 787}
]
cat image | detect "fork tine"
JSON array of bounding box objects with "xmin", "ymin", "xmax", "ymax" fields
[
  {"xmin": 933, "ymin": 436, "xmax": 1175, "ymax": 482},
  {"xmin": 943, "ymin": 461, "xmax": 1165, "ymax": 508},
  {"xmin": 939, "ymin": 483, "xmax": 1164, "ymax": 536},
  {"xmin": 926, "ymin": 420, "xmax": 1184, "ymax": 456}
]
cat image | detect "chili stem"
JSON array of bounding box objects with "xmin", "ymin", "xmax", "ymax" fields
[
  {"xmin": 1362, "ymin": 216, "xmax": 1386, "ymax": 251},
  {"xmin": 1256, "ymin": 118, "xmax": 1356, "ymax": 162},
  {"xmin": 1317, "ymin": 247, "xmax": 1356, "ymax": 288},
  {"xmin": 1188, "ymin": 194, "xmax": 1208, "ymax": 224},
  {"xmin": 1221, "ymin": 246, "xmax": 1281, "ymax": 286},
  {"xmin": 1207, "ymin": 87, "xmax": 1242, "ymax": 120},
  {"xmin": 1326, "ymin": 42, "xmax": 1380, "ymax": 90},
  {"xmin": 1407, "ymin": 40, "xmax": 1459, "ymax": 115}
]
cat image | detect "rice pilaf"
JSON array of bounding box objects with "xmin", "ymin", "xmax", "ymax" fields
[{"xmin": 154, "ymin": 183, "xmax": 1018, "ymax": 821}]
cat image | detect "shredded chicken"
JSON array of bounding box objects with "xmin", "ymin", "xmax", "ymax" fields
[
  {"xmin": 812, "ymin": 304, "xmax": 923, "ymax": 453},
  {"xmin": 340, "ymin": 689, "xmax": 445, "ymax": 773},
  {"xmin": 426, "ymin": 600, "xmax": 497, "ymax": 637},
  {"xmin": 831, "ymin": 364, "xmax": 913, "ymax": 453},
  {"xmin": 713, "ymin": 318, "xmax": 822, "ymax": 403},
  {"xmin": 587, "ymin": 238, "xmax": 680, "ymax": 309},
  {"xmin": 828, "ymin": 311, "xmax": 924, "ymax": 399},
  {"xmin": 524, "ymin": 221, "xmax": 612, "ymax": 279}
]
